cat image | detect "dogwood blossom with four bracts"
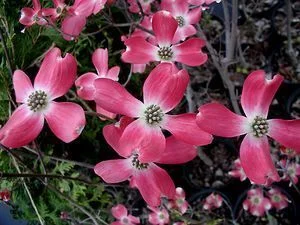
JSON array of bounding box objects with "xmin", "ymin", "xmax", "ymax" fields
[
  {"xmin": 161, "ymin": 0, "xmax": 202, "ymax": 43},
  {"xmin": 243, "ymin": 188, "xmax": 272, "ymax": 217},
  {"xmin": 111, "ymin": 204, "xmax": 140, "ymax": 225},
  {"xmin": 121, "ymin": 11, "xmax": 208, "ymax": 67},
  {"xmin": 197, "ymin": 70, "xmax": 300, "ymax": 185},
  {"xmin": 167, "ymin": 187, "xmax": 189, "ymax": 214},
  {"xmin": 148, "ymin": 206, "xmax": 169, "ymax": 225},
  {"xmin": 0, "ymin": 48, "xmax": 86, "ymax": 148},
  {"xmin": 75, "ymin": 48, "xmax": 120, "ymax": 119},
  {"xmin": 19, "ymin": 0, "xmax": 47, "ymax": 27},
  {"xmin": 203, "ymin": 193, "xmax": 223, "ymax": 210},
  {"xmin": 267, "ymin": 188, "xmax": 289, "ymax": 211},
  {"xmin": 279, "ymin": 159, "xmax": 300, "ymax": 185},
  {"xmin": 94, "ymin": 116, "xmax": 198, "ymax": 206},
  {"xmin": 94, "ymin": 63, "xmax": 212, "ymax": 159}
]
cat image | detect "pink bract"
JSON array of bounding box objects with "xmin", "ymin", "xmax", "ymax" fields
[
  {"xmin": 111, "ymin": 204, "xmax": 140, "ymax": 225},
  {"xmin": 121, "ymin": 11, "xmax": 208, "ymax": 67},
  {"xmin": 228, "ymin": 159, "xmax": 247, "ymax": 182},
  {"xmin": 0, "ymin": 48, "xmax": 86, "ymax": 148},
  {"xmin": 94, "ymin": 63, "xmax": 212, "ymax": 159},
  {"xmin": 197, "ymin": 70, "xmax": 300, "ymax": 185}
]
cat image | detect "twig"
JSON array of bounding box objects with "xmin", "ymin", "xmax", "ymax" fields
[
  {"xmin": 11, "ymin": 157, "xmax": 45, "ymax": 225},
  {"xmin": 196, "ymin": 25, "xmax": 241, "ymax": 115},
  {"xmin": 123, "ymin": 63, "xmax": 133, "ymax": 87},
  {"xmin": 0, "ymin": 26, "xmax": 13, "ymax": 76}
]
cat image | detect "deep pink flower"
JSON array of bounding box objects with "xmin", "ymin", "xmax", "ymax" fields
[
  {"xmin": 148, "ymin": 206, "xmax": 169, "ymax": 225},
  {"xmin": 94, "ymin": 117, "xmax": 197, "ymax": 206},
  {"xmin": 197, "ymin": 70, "xmax": 300, "ymax": 185},
  {"xmin": 203, "ymin": 193, "xmax": 223, "ymax": 210},
  {"xmin": 111, "ymin": 204, "xmax": 140, "ymax": 225},
  {"xmin": 228, "ymin": 159, "xmax": 247, "ymax": 182},
  {"xmin": 20, "ymin": 0, "xmax": 47, "ymax": 27},
  {"xmin": 94, "ymin": 63, "xmax": 212, "ymax": 160},
  {"xmin": 267, "ymin": 188, "xmax": 289, "ymax": 211},
  {"xmin": 243, "ymin": 188, "xmax": 272, "ymax": 217},
  {"xmin": 167, "ymin": 187, "xmax": 189, "ymax": 214},
  {"xmin": 75, "ymin": 48, "xmax": 120, "ymax": 119},
  {"xmin": 0, "ymin": 48, "xmax": 86, "ymax": 148},
  {"xmin": 121, "ymin": 11, "xmax": 207, "ymax": 67},
  {"xmin": 161, "ymin": 0, "xmax": 202, "ymax": 43}
]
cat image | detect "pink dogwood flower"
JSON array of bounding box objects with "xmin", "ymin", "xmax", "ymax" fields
[
  {"xmin": 161, "ymin": 0, "xmax": 202, "ymax": 43},
  {"xmin": 243, "ymin": 188, "xmax": 272, "ymax": 217},
  {"xmin": 127, "ymin": 0, "xmax": 154, "ymax": 14},
  {"xmin": 61, "ymin": 0, "xmax": 107, "ymax": 40},
  {"xmin": 20, "ymin": 0, "xmax": 47, "ymax": 27},
  {"xmin": 188, "ymin": 0, "xmax": 221, "ymax": 6},
  {"xmin": 111, "ymin": 204, "xmax": 140, "ymax": 225},
  {"xmin": 167, "ymin": 187, "xmax": 189, "ymax": 214},
  {"xmin": 148, "ymin": 206, "xmax": 169, "ymax": 225},
  {"xmin": 94, "ymin": 63, "xmax": 212, "ymax": 159},
  {"xmin": 121, "ymin": 11, "xmax": 207, "ymax": 67},
  {"xmin": 197, "ymin": 70, "xmax": 300, "ymax": 185},
  {"xmin": 75, "ymin": 48, "xmax": 120, "ymax": 119},
  {"xmin": 42, "ymin": 0, "xmax": 66, "ymax": 21},
  {"xmin": 0, "ymin": 48, "xmax": 86, "ymax": 148},
  {"xmin": 203, "ymin": 193, "xmax": 223, "ymax": 210},
  {"xmin": 94, "ymin": 117, "xmax": 197, "ymax": 206},
  {"xmin": 279, "ymin": 159, "xmax": 300, "ymax": 185},
  {"xmin": 267, "ymin": 188, "xmax": 289, "ymax": 211},
  {"xmin": 229, "ymin": 159, "xmax": 247, "ymax": 182}
]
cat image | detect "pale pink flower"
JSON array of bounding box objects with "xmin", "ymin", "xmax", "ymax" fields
[
  {"xmin": 94, "ymin": 63, "xmax": 212, "ymax": 160},
  {"xmin": 167, "ymin": 187, "xmax": 189, "ymax": 214},
  {"xmin": 0, "ymin": 48, "xmax": 86, "ymax": 148},
  {"xmin": 243, "ymin": 188, "xmax": 272, "ymax": 217},
  {"xmin": 203, "ymin": 193, "xmax": 223, "ymax": 210},
  {"xmin": 20, "ymin": 0, "xmax": 47, "ymax": 27},
  {"xmin": 75, "ymin": 48, "xmax": 120, "ymax": 119},
  {"xmin": 111, "ymin": 204, "xmax": 140, "ymax": 225},
  {"xmin": 148, "ymin": 206, "xmax": 169, "ymax": 225},
  {"xmin": 121, "ymin": 11, "xmax": 207, "ymax": 67},
  {"xmin": 197, "ymin": 70, "xmax": 300, "ymax": 185},
  {"xmin": 94, "ymin": 117, "xmax": 198, "ymax": 206},
  {"xmin": 161, "ymin": 0, "xmax": 202, "ymax": 43},
  {"xmin": 229, "ymin": 159, "xmax": 247, "ymax": 182},
  {"xmin": 267, "ymin": 188, "xmax": 289, "ymax": 211}
]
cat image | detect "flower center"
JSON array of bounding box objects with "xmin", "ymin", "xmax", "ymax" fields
[
  {"xmin": 252, "ymin": 197, "xmax": 261, "ymax": 205},
  {"xmin": 176, "ymin": 16, "xmax": 185, "ymax": 27},
  {"xmin": 132, "ymin": 154, "xmax": 149, "ymax": 170},
  {"xmin": 144, "ymin": 104, "xmax": 164, "ymax": 125},
  {"xmin": 56, "ymin": 7, "xmax": 62, "ymax": 14},
  {"xmin": 251, "ymin": 116, "xmax": 268, "ymax": 137},
  {"xmin": 122, "ymin": 217, "xmax": 129, "ymax": 224},
  {"xmin": 157, "ymin": 46, "xmax": 173, "ymax": 61},
  {"xmin": 273, "ymin": 195, "xmax": 281, "ymax": 202},
  {"xmin": 27, "ymin": 90, "xmax": 48, "ymax": 112}
]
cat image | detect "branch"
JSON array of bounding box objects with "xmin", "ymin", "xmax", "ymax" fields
[{"xmin": 0, "ymin": 26, "xmax": 13, "ymax": 76}]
